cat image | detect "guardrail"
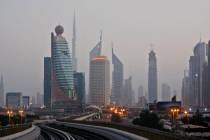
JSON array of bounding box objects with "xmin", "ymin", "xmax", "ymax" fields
[{"xmin": 0, "ymin": 123, "xmax": 32, "ymax": 137}]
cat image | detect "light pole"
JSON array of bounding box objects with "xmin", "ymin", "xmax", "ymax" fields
[
  {"xmin": 18, "ymin": 110, "xmax": 24, "ymax": 124},
  {"xmin": 7, "ymin": 110, "xmax": 13, "ymax": 125},
  {"xmin": 184, "ymin": 110, "xmax": 189, "ymax": 124}
]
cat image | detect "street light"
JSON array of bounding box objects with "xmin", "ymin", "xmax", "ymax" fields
[
  {"xmin": 18, "ymin": 110, "xmax": 24, "ymax": 124},
  {"xmin": 7, "ymin": 110, "xmax": 13, "ymax": 125},
  {"xmin": 184, "ymin": 110, "xmax": 189, "ymax": 124}
]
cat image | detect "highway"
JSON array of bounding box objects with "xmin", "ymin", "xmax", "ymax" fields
[
  {"xmin": 39, "ymin": 124, "xmax": 75, "ymax": 140},
  {"xmin": 48, "ymin": 121, "xmax": 149, "ymax": 140}
]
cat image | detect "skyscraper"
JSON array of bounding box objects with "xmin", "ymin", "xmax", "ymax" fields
[
  {"xmin": 37, "ymin": 92, "xmax": 43, "ymax": 106},
  {"xmin": 182, "ymin": 70, "xmax": 190, "ymax": 108},
  {"xmin": 111, "ymin": 47, "xmax": 124, "ymax": 105},
  {"xmin": 44, "ymin": 57, "xmax": 51, "ymax": 108},
  {"xmin": 89, "ymin": 32, "xmax": 102, "ymax": 62},
  {"xmin": 207, "ymin": 40, "xmax": 210, "ymax": 108},
  {"xmin": 148, "ymin": 50, "xmax": 158, "ymax": 103},
  {"xmin": 122, "ymin": 76, "xmax": 134, "ymax": 107},
  {"xmin": 22, "ymin": 96, "xmax": 30, "ymax": 108},
  {"xmin": 6, "ymin": 92, "xmax": 22, "ymax": 109},
  {"xmin": 51, "ymin": 25, "xmax": 74, "ymax": 105},
  {"xmin": 138, "ymin": 86, "xmax": 144, "ymax": 98},
  {"xmin": 202, "ymin": 62, "xmax": 208, "ymax": 108},
  {"xmin": 74, "ymin": 72, "xmax": 85, "ymax": 104},
  {"xmin": 0, "ymin": 75, "xmax": 4, "ymax": 107},
  {"xmin": 72, "ymin": 12, "xmax": 77, "ymax": 72},
  {"xmin": 89, "ymin": 56, "xmax": 110, "ymax": 106},
  {"xmin": 161, "ymin": 83, "xmax": 171, "ymax": 101},
  {"xmin": 189, "ymin": 41, "xmax": 207, "ymax": 108}
]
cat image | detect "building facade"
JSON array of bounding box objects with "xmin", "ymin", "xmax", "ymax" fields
[
  {"xmin": 122, "ymin": 76, "xmax": 134, "ymax": 107},
  {"xmin": 22, "ymin": 96, "xmax": 30, "ymax": 108},
  {"xmin": 189, "ymin": 42, "xmax": 207, "ymax": 108},
  {"xmin": 111, "ymin": 48, "xmax": 124, "ymax": 105},
  {"xmin": 72, "ymin": 12, "xmax": 77, "ymax": 72},
  {"xmin": 0, "ymin": 75, "xmax": 4, "ymax": 107},
  {"xmin": 161, "ymin": 83, "xmax": 171, "ymax": 101},
  {"xmin": 44, "ymin": 57, "xmax": 51, "ymax": 108},
  {"xmin": 181, "ymin": 70, "xmax": 191, "ymax": 108},
  {"xmin": 74, "ymin": 72, "xmax": 85, "ymax": 104},
  {"xmin": 6, "ymin": 92, "xmax": 22, "ymax": 109},
  {"xmin": 148, "ymin": 50, "xmax": 158, "ymax": 103},
  {"xmin": 89, "ymin": 56, "xmax": 110, "ymax": 106},
  {"xmin": 51, "ymin": 25, "xmax": 74, "ymax": 105}
]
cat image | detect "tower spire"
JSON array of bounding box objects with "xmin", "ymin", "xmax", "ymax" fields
[{"xmin": 72, "ymin": 10, "xmax": 77, "ymax": 71}]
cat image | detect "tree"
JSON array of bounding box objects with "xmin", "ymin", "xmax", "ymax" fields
[
  {"xmin": 132, "ymin": 109, "xmax": 162, "ymax": 129},
  {"xmin": 111, "ymin": 113, "xmax": 122, "ymax": 122}
]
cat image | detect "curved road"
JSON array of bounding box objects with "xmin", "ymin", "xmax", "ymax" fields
[{"xmin": 52, "ymin": 121, "xmax": 148, "ymax": 140}]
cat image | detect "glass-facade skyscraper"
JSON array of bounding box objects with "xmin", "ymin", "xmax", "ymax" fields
[
  {"xmin": 112, "ymin": 48, "xmax": 123, "ymax": 105},
  {"xmin": 44, "ymin": 57, "xmax": 51, "ymax": 108},
  {"xmin": 148, "ymin": 50, "xmax": 158, "ymax": 103},
  {"xmin": 51, "ymin": 25, "xmax": 74, "ymax": 104}
]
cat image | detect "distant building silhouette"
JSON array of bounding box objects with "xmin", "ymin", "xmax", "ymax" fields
[
  {"xmin": 189, "ymin": 41, "xmax": 207, "ymax": 108},
  {"xmin": 72, "ymin": 12, "xmax": 77, "ymax": 72},
  {"xmin": 161, "ymin": 83, "xmax": 171, "ymax": 101},
  {"xmin": 138, "ymin": 86, "xmax": 144, "ymax": 98},
  {"xmin": 111, "ymin": 47, "xmax": 124, "ymax": 105},
  {"xmin": 44, "ymin": 57, "xmax": 51, "ymax": 108},
  {"xmin": 182, "ymin": 70, "xmax": 191, "ymax": 108},
  {"xmin": 122, "ymin": 76, "xmax": 134, "ymax": 107},
  {"xmin": 148, "ymin": 50, "xmax": 158, "ymax": 103},
  {"xmin": 89, "ymin": 56, "xmax": 110, "ymax": 106},
  {"xmin": 0, "ymin": 75, "xmax": 4, "ymax": 107},
  {"xmin": 6, "ymin": 92, "xmax": 22, "ymax": 109},
  {"xmin": 22, "ymin": 96, "xmax": 30, "ymax": 109},
  {"xmin": 74, "ymin": 72, "xmax": 85, "ymax": 105}
]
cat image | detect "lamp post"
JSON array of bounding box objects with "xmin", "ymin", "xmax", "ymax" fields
[
  {"xmin": 184, "ymin": 110, "xmax": 189, "ymax": 124},
  {"xmin": 18, "ymin": 110, "xmax": 24, "ymax": 124},
  {"xmin": 7, "ymin": 110, "xmax": 13, "ymax": 125}
]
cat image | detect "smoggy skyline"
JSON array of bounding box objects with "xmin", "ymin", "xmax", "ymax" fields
[{"xmin": 1, "ymin": 0, "xmax": 210, "ymax": 100}]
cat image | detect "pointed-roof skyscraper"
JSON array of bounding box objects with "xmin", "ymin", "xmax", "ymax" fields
[
  {"xmin": 148, "ymin": 50, "xmax": 158, "ymax": 103},
  {"xmin": 72, "ymin": 11, "xmax": 77, "ymax": 72},
  {"xmin": 0, "ymin": 75, "xmax": 4, "ymax": 107},
  {"xmin": 111, "ymin": 44, "xmax": 124, "ymax": 105},
  {"xmin": 89, "ymin": 31, "xmax": 102, "ymax": 61}
]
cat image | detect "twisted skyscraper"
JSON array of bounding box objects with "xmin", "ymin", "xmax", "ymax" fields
[{"xmin": 51, "ymin": 25, "xmax": 74, "ymax": 104}]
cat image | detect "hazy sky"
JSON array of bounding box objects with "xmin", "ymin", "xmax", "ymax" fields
[{"xmin": 1, "ymin": 0, "xmax": 210, "ymax": 100}]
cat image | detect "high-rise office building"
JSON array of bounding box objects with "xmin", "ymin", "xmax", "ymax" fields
[
  {"xmin": 31, "ymin": 96, "xmax": 36, "ymax": 104},
  {"xmin": 72, "ymin": 12, "xmax": 77, "ymax": 72},
  {"xmin": 202, "ymin": 61, "xmax": 209, "ymax": 107},
  {"xmin": 148, "ymin": 50, "xmax": 158, "ymax": 103},
  {"xmin": 189, "ymin": 41, "xmax": 207, "ymax": 108},
  {"xmin": 138, "ymin": 86, "xmax": 144, "ymax": 98},
  {"xmin": 89, "ymin": 32, "xmax": 102, "ymax": 62},
  {"xmin": 51, "ymin": 25, "xmax": 74, "ymax": 105},
  {"xmin": 182, "ymin": 70, "xmax": 191, "ymax": 108},
  {"xmin": 44, "ymin": 57, "xmax": 51, "ymax": 108},
  {"xmin": 89, "ymin": 56, "xmax": 110, "ymax": 106},
  {"xmin": 111, "ymin": 47, "xmax": 124, "ymax": 105},
  {"xmin": 207, "ymin": 40, "xmax": 210, "ymax": 108},
  {"xmin": 122, "ymin": 76, "xmax": 133, "ymax": 107},
  {"xmin": 22, "ymin": 96, "xmax": 30, "ymax": 108},
  {"xmin": 0, "ymin": 75, "xmax": 4, "ymax": 107},
  {"xmin": 6, "ymin": 92, "xmax": 22, "ymax": 109},
  {"xmin": 161, "ymin": 83, "xmax": 171, "ymax": 101},
  {"xmin": 37, "ymin": 92, "xmax": 43, "ymax": 106},
  {"xmin": 74, "ymin": 72, "xmax": 85, "ymax": 104}
]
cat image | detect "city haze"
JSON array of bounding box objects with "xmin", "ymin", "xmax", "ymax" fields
[{"xmin": 0, "ymin": 0, "xmax": 210, "ymax": 100}]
